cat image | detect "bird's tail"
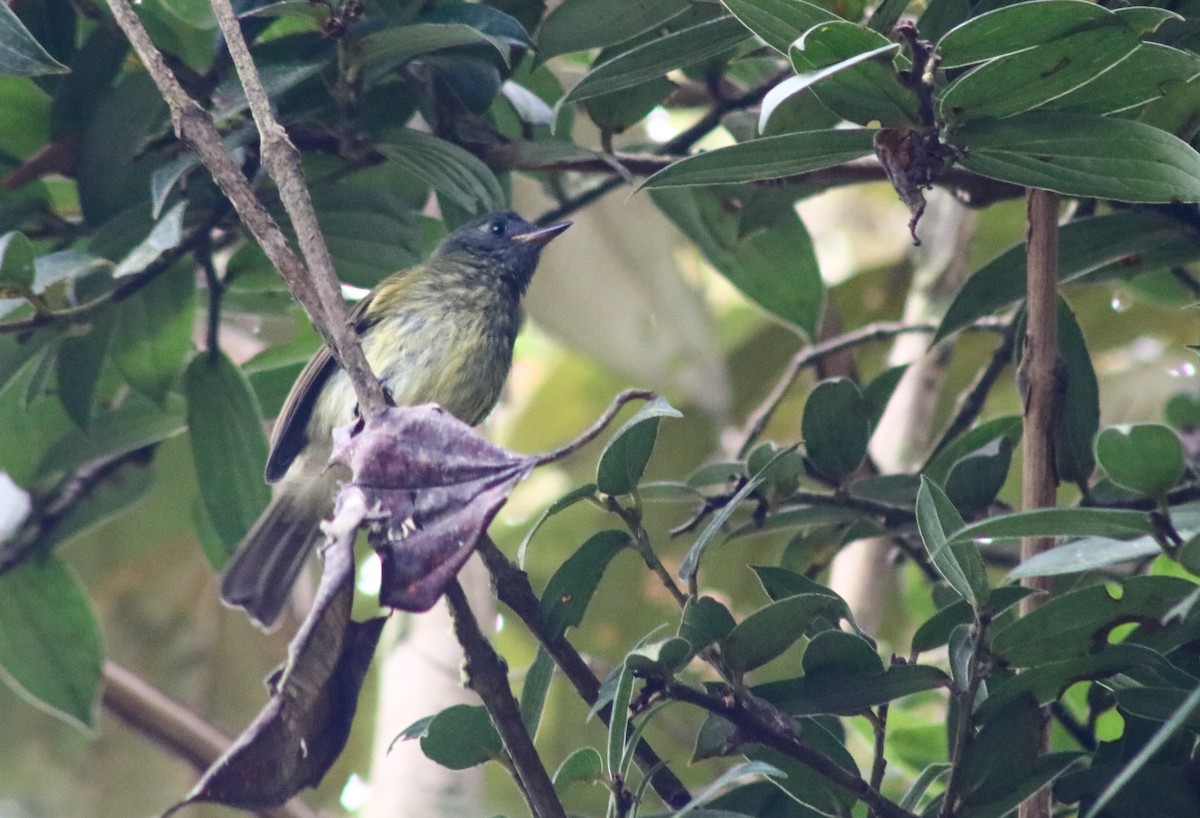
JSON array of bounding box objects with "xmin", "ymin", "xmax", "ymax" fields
[{"xmin": 220, "ymin": 489, "xmax": 325, "ymax": 630}]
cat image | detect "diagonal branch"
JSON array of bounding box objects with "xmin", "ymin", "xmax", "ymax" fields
[
  {"xmin": 444, "ymin": 580, "xmax": 565, "ymax": 818},
  {"xmin": 102, "ymin": 0, "xmax": 387, "ymax": 419}
]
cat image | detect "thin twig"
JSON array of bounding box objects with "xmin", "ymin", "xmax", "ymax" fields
[
  {"xmin": 533, "ymin": 389, "xmax": 657, "ymax": 465},
  {"xmin": 867, "ymin": 703, "xmax": 890, "ymax": 814},
  {"xmin": 475, "ymin": 538, "xmax": 693, "ymax": 811},
  {"xmin": 604, "ymin": 497, "xmax": 689, "ymax": 608},
  {"xmin": 444, "ymin": 580, "xmax": 566, "ymax": 818},
  {"xmin": 0, "ymin": 213, "xmax": 222, "ymax": 335},
  {"xmin": 939, "ymin": 620, "xmax": 990, "ymax": 818},
  {"xmin": 737, "ymin": 318, "xmax": 1007, "ymax": 459},
  {"xmin": 101, "ymin": 662, "xmax": 318, "ymax": 818},
  {"xmin": 921, "ymin": 317, "xmax": 1020, "ymax": 469},
  {"xmin": 534, "ymin": 72, "xmax": 787, "ymax": 228}
]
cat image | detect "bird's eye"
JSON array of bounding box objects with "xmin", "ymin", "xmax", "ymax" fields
[{"xmin": 489, "ymin": 220, "xmax": 506, "ymax": 237}]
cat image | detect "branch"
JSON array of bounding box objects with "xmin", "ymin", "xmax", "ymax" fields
[
  {"xmin": 102, "ymin": 0, "xmax": 387, "ymax": 420},
  {"xmin": 663, "ymin": 682, "xmax": 917, "ymax": 818},
  {"xmin": 921, "ymin": 317, "xmax": 1020, "ymax": 469},
  {"xmin": 534, "ymin": 72, "xmax": 786, "ymax": 228},
  {"xmin": 0, "ymin": 210, "xmax": 224, "ymax": 335},
  {"xmin": 475, "ymin": 538, "xmax": 693, "ymax": 811},
  {"xmin": 101, "ymin": 662, "xmax": 318, "ymax": 818},
  {"xmin": 206, "ymin": 0, "xmax": 385, "ymax": 420},
  {"xmin": 444, "ymin": 580, "xmax": 565, "ymax": 818},
  {"xmin": 737, "ymin": 318, "xmax": 1007, "ymax": 459},
  {"xmin": 1017, "ymin": 188, "xmax": 1061, "ymax": 818}
]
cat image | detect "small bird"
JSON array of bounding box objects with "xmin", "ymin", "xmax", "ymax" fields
[{"xmin": 221, "ymin": 211, "xmax": 570, "ymax": 629}]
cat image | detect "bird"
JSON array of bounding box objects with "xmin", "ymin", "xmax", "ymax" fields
[{"xmin": 220, "ymin": 210, "xmax": 570, "ymax": 629}]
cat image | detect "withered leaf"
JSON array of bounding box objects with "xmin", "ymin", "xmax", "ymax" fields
[
  {"xmin": 330, "ymin": 404, "xmax": 538, "ymax": 612},
  {"xmin": 166, "ymin": 494, "xmax": 385, "ymax": 813},
  {"xmin": 873, "ymin": 127, "xmax": 954, "ymax": 244}
]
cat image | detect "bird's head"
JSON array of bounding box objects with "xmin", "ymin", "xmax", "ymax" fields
[{"xmin": 432, "ymin": 211, "xmax": 570, "ymax": 297}]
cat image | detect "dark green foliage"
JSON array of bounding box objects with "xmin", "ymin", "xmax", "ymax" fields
[{"xmin": 4, "ymin": 1, "xmax": 1200, "ymax": 817}]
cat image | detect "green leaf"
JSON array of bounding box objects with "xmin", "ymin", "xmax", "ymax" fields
[
  {"xmin": 1008, "ymin": 536, "xmax": 1162, "ymax": 580},
  {"xmin": 519, "ymin": 647, "xmax": 554, "ymax": 737},
  {"xmin": 924, "ymin": 415, "xmax": 1023, "ymax": 485},
  {"xmin": 977, "ymin": 643, "xmax": 1178, "ymax": 720},
  {"xmin": 949, "ymin": 507, "xmax": 1157, "ymax": 546},
  {"xmin": 991, "ymin": 575, "xmax": 1200, "ymax": 666},
  {"xmin": 678, "ymin": 447, "xmax": 792, "ymax": 583},
  {"xmin": 34, "ymin": 457, "xmax": 154, "ymax": 556},
  {"xmin": 355, "ymin": 23, "xmax": 508, "ymax": 68},
  {"xmin": 1115, "ymin": 687, "xmax": 1200, "ymax": 730},
  {"xmin": 419, "ymin": 704, "xmax": 503, "ymax": 770},
  {"xmin": 536, "ymin": 0, "xmax": 691, "ymax": 59},
  {"xmin": 1054, "ymin": 299, "xmax": 1099, "ymax": 485},
  {"xmin": 910, "ymin": 586, "xmax": 1034, "ymax": 654},
  {"xmin": 723, "ymin": 594, "xmax": 846, "ymax": 673},
  {"xmin": 901, "ymin": 763, "xmax": 952, "ymax": 812},
  {"xmin": 947, "ymin": 112, "xmax": 1200, "ymax": 203},
  {"xmin": 0, "ymin": 231, "xmax": 35, "ymax": 294},
  {"xmin": 1094, "ymin": 423, "xmax": 1185, "ymax": 498},
  {"xmin": 940, "ymin": 21, "xmax": 1138, "ymax": 123},
  {"xmin": 1050, "ymin": 44, "xmax": 1200, "ymax": 117},
  {"xmin": 957, "ymin": 694, "xmax": 1043, "ymax": 806},
  {"xmin": 720, "ymin": 0, "xmax": 839, "ymax": 55},
  {"xmin": 110, "ymin": 262, "xmax": 195, "ymax": 404},
  {"xmin": 916, "ymin": 475, "xmax": 989, "ymax": 607},
  {"xmin": 552, "ymin": 746, "xmax": 604, "ymax": 793},
  {"xmin": 0, "ymin": 2, "xmax": 69, "ymax": 76},
  {"xmin": 184, "ymin": 352, "xmax": 271, "ymax": 558},
  {"xmin": 595, "ymin": 397, "xmax": 681, "ymax": 496},
  {"xmin": 753, "ymin": 663, "xmax": 951, "ymax": 715},
  {"xmin": 517, "ymin": 483, "xmax": 598, "ymax": 566},
  {"xmin": 936, "ymin": 210, "xmax": 1200, "ymax": 340},
  {"xmin": 559, "ymin": 16, "xmax": 749, "ymax": 105},
  {"xmin": 862, "ymin": 363, "xmax": 908, "ymax": 427},
  {"xmin": 375, "ymin": 130, "xmax": 504, "ymax": 215},
  {"xmin": 673, "ymin": 761, "xmax": 786, "ymax": 818},
  {"xmin": 936, "ymin": 0, "xmax": 1113, "ymax": 68},
  {"xmin": 643, "ymin": 129, "xmax": 875, "ymax": 188},
  {"xmin": 420, "ymin": 4, "xmax": 531, "ymax": 49},
  {"xmin": 1084, "ymin": 683, "xmax": 1200, "ymax": 818},
  {"xmin": 308, "ymin": 176, "xmax": 424, "ymax": 289},
  {"xmin": 802, "ymin": 378, "xmax": 872, "ymax": 482},
  {"xmin": 36, "ymin": 395, "xmax": 186, "ymax": 481},
  {"xmin": 606, "ymin": 663, "xmax": 634, "ymax": 776},
  {"xmin": 791, "ymin": 21, "xmax": 921, "ymax": 127},
  {"xmin": 112, "ymin": 200, "xmax": 186, "ymax": 278},
  {"xmin": 0, "ymin": 557, "xmax": 102, "ymax": 729},
  {"xmin": 761, "ymin": 44, "xmax": 896, "ymax": 131},
  {"xmin": 943, "ymin": 436, "xmax": 1013, "ymax": 514},
  {"xmin": 651, "ymin": 186, "xmax": 825, "ymax": 335},
  {"xmin": 56, "ymin": 313, "xmax": 114, "ymax": 429},
  {"xmin": 681, "ymin": 596, "xmax": 738, "ymax": 651},
  {"xmin": 962, "ymin": 752, "xmax": 1083, "ymax": 818},
  {"xmin": 538, "ymin": 530, "xmax": 628, "ymax": 637},
  {"xmin": 803, "ymin": 630, "xmax": 882, "ymax": 675}
]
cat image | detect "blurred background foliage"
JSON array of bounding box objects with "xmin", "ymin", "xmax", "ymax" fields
[{"xmin": 3, "ymin": 0, "xmax": 1200, "ymax": 816}]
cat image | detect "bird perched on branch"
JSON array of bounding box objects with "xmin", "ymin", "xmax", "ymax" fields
[{"xmin": 221, "ymin": 211, "xmax": 570, "ymax": 629}]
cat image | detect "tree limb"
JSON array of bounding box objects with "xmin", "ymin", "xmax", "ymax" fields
[
  {"xmin": 101, "ymin": 661, "xmax": 319, "ymax": 818},
  {"xmin": 444, "ymin": 580, "xmax": 565, "ymax": 818},
  {"xmin": 102, "ymin": 0, "xmax": 387, "ymax": 419}
]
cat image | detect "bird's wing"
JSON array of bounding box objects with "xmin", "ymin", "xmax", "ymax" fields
[{"xmin": 264, "ymin": 294, "xmax": 376, "ymax": 482}]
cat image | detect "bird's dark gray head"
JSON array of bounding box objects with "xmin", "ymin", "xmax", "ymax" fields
[{"xmin": 432, "ymin": 211, "xmax": 570, "ymax": 297}]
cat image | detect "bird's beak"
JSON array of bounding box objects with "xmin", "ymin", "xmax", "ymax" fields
[{"xmin": 512, "ymin": 221, "xmax": 571, "ymax": 247}]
